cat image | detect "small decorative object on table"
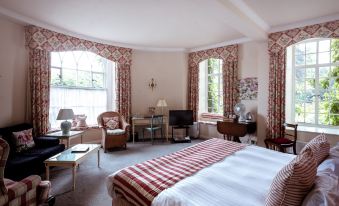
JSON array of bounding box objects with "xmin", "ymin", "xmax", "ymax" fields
[
  {"xmin": 71, "ymin": 145, "xmax": 89, "ymax": 153},
  {"xmin": 57, "ymin": 109, "xmax": 74, "ymax": 134}
]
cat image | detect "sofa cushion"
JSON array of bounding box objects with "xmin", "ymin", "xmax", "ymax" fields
[
  {"xmin": 0, "ymin": 124, "xmax": 33, "ymax": 154},
  {"xmin": 20, "ymin": 144, "xmax": 65, "ymax": 161},
  {"xmin": 103, "ymin": 117, "xmax": 119, "ymax": 130},
  {"xmin": 107, "ymin": 129, "xmax": 125, "ymax": 135}
]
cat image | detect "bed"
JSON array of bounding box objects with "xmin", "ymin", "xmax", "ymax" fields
[{"xmin": 106, "ymin": 138, "xmax": 339, "ymax": 206}]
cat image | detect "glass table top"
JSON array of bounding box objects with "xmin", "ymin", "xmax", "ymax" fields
[{"xmin": 45, "ymin": 144, "xmax": 100, "ymax": 163}]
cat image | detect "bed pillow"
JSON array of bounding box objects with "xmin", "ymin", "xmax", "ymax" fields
[
  {"xmin": 265, "ymin": 148, "xmax": 317, "ymax": 206},
  {"xmin": 302, "ymin": 168, "xmax": 339, "ymax": 206},
  {"xmin": 103, "ymin": 117, "xmax": 120, "ymax": 130},
  {"xmin": 12, "ymin": 128, "xmax": 35, "ymax": 153},
  {"xmin": 300, "ymin": 133, "xmax": 330, "ymax": 165}
]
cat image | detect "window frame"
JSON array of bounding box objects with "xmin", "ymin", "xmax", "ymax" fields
[
  {"xmin": 200, "ymin": 58, "xmax": 223, "ymax": 115},
  {"xmin": 289, "ymin": 38, "xmax": 339, "ymax": 128}
]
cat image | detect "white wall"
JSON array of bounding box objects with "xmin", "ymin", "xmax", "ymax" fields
[
  {"xmin": 131, "ymin": 50, "xmax": 188, "ymax": 115},
  {"xmin": 0, "ymin": 16, "xmax": 28, "ymax": 127}
]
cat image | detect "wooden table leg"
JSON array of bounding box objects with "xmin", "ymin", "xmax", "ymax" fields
[
  {"xmin": 132, "ymin": 121, "xmax": 135, "ymax": 144},
  {"xmin": 72, "ymin": 164, "xmax": 77, "ymax": 191},
  {"xmin": 45, "ymin": 164, "xmax": 50, "ymax": 180},
  {"xmin": 81, "ymin": 134, "xmax": 83, "ymax": 143},
  {"xmin": 97, "ymin": 149, "xmax": 100, "ymax": 168},
  {"xmin": 67, "ymin": 138, "xmax": 70, "ymax": 149}
]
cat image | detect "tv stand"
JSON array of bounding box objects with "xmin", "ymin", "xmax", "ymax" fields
[{"xmin": 171, "ymin": 125, "xmax": 191, "ymax": 143}]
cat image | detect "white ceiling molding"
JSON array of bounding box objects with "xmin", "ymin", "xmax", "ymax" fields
[
  {"xmin": 189, "ymin": 37, "xmax": 251, "ymax": 53},
  {"xmin": 0, "ymin": 5, "xmax": 187, "ymax": 52},
  {"xmin": 269, "ymin": 13, "xmax": 339, "ymax": 33},
  {"xmin": 228, "ymin": 0, "xmax": 269, "ymax": 31}
]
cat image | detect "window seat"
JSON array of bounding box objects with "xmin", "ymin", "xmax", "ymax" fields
[{"xmin": 288, "ymin": 125, "xmax": 339, "ymax": 136}]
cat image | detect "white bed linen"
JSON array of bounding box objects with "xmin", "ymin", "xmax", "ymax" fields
[{"xmin": 151, "ymin": 145, "xmax": 295, "ymax": 206}]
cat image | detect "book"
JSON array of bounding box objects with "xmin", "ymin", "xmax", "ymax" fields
[{"xmin": 71, "ymin": 145, "xmax": 89, "ymax": 153}]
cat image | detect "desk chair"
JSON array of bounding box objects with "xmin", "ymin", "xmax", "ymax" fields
[
  {"xmin": 143, "ymin": 115, "xmax": 163, "ymax": 144},
  {"xmin": 265, "ymin": 123, "xmax": 298, "ymax": 155}
]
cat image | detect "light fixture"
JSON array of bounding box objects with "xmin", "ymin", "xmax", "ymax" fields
[
  {"xmin": 56, "ymin": 109, "xmax": 74, "ymax": 134},
  {"xmin": 156, "ymin": 99, "xmax": 168, "ymax": 115},
  {"xmin": 149, "ymin": 78, "xmax": 157, "ymax": 91}
]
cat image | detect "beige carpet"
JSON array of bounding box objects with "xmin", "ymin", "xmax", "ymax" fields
[{"xmin": 51, "ymin": 140, "xmax": 202, "ymax": 206}]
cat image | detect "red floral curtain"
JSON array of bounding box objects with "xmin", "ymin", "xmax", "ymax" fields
[
  {"xmin": 25, "ymin": 25, "xmax": 133, "ymax": 134},
  {"xmin": 267, "ymin": 20, "xmax": 339, "ymax": 139},
  {"xmin": 29, "ymin": 49, "xmax": 50, "ymax": 136},
  {"xmin": 188, "ymin": 45, "xmax": 239, "ymax": 121}
]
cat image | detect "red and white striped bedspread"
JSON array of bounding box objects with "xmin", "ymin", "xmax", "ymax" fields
[{"xmin": 107, "ymin": 138, "xmax": 246, "ymax": 206}]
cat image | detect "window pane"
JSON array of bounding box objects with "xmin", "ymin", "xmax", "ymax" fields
[
  {"xmin": 77, "ymin": 52, "xmax": 91, "ymax": 71},
  {"xmin": 93, "ymin": 73, "xmax": 104, "ymax": 88},
  {"xmin": 306, "ymin": 53, "xmax": 316, "ymax": 65},
  {"xmin": 305, "ymin": 102, "xmax": 315, "ymax": 113},
  {"xmin": 329, "ymin": 115, "xmax": 339, "ymax": 126},
  {"xmin": 295, "ymin": 80, "xmax": 305, "ymax": 91},
  {"xmin": 62, "ymin": 51, "xmax": 77, "ymax": 68},
  {"xmin": 295, "ymin": 55, "xmax": 305, "ymax": 66},
  {"xmin": 305, "ymin": 79, "xmax": 315, "ymax": 90},
  {"xmin": 319, "ymin": 101, "xmax": 328, "ymax": 113},
  {"xmin": 77, "ymin": 71, "xmax": 92, "ymax": 87},
  {"xmin": 319, "ymin": 67, "xmax": 330, "ymax": 78},
  {"xmin": 305, "ymin": 68, "xmax": 315, "ymax": 78},
  {"xmin": 62, "ymin": 69, "xmax": 76, "ymax": 86},
  {"xmin": 329, "ymin": 102, "xmax": 339, "ymax": 114},
  {"xmin": 305, "ymin": 113, "xmax": 315, "ymax": 124},
  {"xmin": 319, "ymin": 78, "xmax": 330, "ymax": 89},
  {"xmin": 331, "ymin": 66, "xmax": 339, "ymax": 77},
  {"xmin": 319, "ymin": 52, "xmax": 330, "ymax": 64},
  {"xmin": 295, "ymin": 43, "xmax": 305, "ymax": 55},
  {"xmin": 319, "ymin": 40, "xmax": 330, "ymax": 52},
  {"xmin": 51, "ymin": 68, "xmax": 61, "ymax": 85},
  {"xmin": 51, "ymin": 52, "xmax": 61, "ymax": 67},
  {"xmin": 295, "ymin": 111, "xmax": 305, "ymax": 123},
  {"xmin": 295, "ymin": 68, "xmax": 305, "ymax": 80},
  {"xmin": 318, "ymin": 114, "xmax": 328, "ymax": 125},
  {"xmin": 306, "ymin": 42, "xmax": 316, "ymax": 54}
]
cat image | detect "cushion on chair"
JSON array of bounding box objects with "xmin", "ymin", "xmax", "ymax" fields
[
  {"xmin": 265, "ymin": 148, "xmax": 317, "ymax": 206},
  {"xmin": 300, "ymin": 133, "xmax": 330, "ymax": 165},
  {"xmin": 103, "ymin": 117, "xmax": 120, "ymax": 130},
  {"xmin": 269, "ymin": 137, "xmax": 294, "ymax": 144},
  {"xmin": 107, "ymin": 129, "xmax": 125, "ymax": 135}
]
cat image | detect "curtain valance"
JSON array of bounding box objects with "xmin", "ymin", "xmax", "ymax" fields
[{"xmin": 25, "ymin": 25, "xmax": 132, "ymax": 65}]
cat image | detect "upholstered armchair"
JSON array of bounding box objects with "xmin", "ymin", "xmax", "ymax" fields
[
  {"xmin": 97, "ymin": 112, "xmax": 130, "ymax": 152},
  {"xmin": 0, "ymin": 138, "xmax": 52, "ymax": 206}
]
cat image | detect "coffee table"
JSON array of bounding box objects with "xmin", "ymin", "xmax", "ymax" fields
[
  {"xmin": 45, "ymin": 130, "xmax": 84, "ymax": 149},
  {"xmin": 44, "ymin": 144, "xmax": 101, "ymax": 191}
]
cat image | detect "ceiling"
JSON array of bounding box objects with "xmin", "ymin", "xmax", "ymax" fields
[{"xmin": 0, "ymin": 0, "xmax": 338, "ymax": 51}]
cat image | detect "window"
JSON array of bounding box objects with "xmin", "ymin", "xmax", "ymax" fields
[
  {"xmin": 286, "ymin": 38, "xmax": 339, "ymax": 127},
  {"xmin": 199, "ymin": 58, "xmax": 223, "ymax": 114},
  {"xmin": 49, "ymin": 51, "xmax": 116, "ymax": 128}
]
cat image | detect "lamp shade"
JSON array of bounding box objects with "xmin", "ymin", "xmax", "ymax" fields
[
  {"xmin": 156, "ymin": 99, "xmax": 168, "ymax": 107},
  {"xmin": 56, "ymin": 109, "xmax": 74, "ymax": 120}
]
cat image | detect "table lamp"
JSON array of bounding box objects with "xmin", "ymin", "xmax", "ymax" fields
[
  {"xmin": 156, "ymin": 99, "xmax": 168, "ymax": 115},
  {"xmin": 57, "ymin": 109, "xmax": 74, "ymax": 134}
]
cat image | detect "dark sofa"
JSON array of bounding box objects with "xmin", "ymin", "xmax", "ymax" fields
[{"xmin": 0, "ymin": 123, "xmax": 65, "ymax": 180}]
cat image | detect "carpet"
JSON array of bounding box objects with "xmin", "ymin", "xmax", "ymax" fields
[{"xmin": 51, "ymin": 140, "xmax": 202, "ymax": 206}]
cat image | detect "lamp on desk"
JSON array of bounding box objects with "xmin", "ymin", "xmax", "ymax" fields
[
  {"xmin": 57, "ymin": 109, "xmax": 74, "ymax": 134},
  {"xmin": 156, "ymin": 99, "xmax": 168, "ymax": 115}
]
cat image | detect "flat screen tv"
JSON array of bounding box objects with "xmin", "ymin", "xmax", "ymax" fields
[{"xmin": 169, "ymin": 110, "xmax": 193, "ymax": 126}]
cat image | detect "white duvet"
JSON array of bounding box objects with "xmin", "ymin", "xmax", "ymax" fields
[{"xmin": 109, "ymin": 145, "xmax": 295, "ymax": 206}]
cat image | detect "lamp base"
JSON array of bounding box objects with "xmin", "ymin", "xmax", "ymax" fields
[{"xmin": 60, "ymin": 120, "xmax": 72, "ymax": 134}]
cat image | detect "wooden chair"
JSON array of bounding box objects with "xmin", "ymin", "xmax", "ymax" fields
[
  {"xmin": 216, "ymin": 121, "xmax": 247, "ymax": 143},
  {"xmin": 97, "ymin": 111, "xmax": 130, "ymax": 152},
  {"xmin": 143, "ymin": 115, "xmax": 164, "ymax": 144},
  {"xmin": 265, "ymin": 123, "xmax": 298, "ymax": 155}
]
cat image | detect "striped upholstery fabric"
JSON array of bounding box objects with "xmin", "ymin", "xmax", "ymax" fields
[
  {"xmin": 265, "ymin": 148, "xmax": 317, "ymax": 206},
  {"xmin": 300, "ymin": 133, "xmax": 330, "ymax": 165},
  {"xmin": 0, "ymin": 138, "xmax": 51, "ymax": 206},
  {"xmin": 0, "ymin": 138, "xmax": 9, "ymax": 196}
]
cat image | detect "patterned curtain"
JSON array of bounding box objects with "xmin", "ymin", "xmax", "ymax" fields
[
  {"xmin": 267, "ymin": 20, "xmax": 339, "ymax": 139},
  {"xmin": 116, "ymin": 63, "xmax": 132, "ymax": 121},
  {"xmin": 29, "ymin": 49, "xmax": 51, "ymax": 136},
  {"xmin": 223, "ymin": 61, "xmax": 239, "ymax": 115},
  {"xmin": 25, "ymin": 25, "xmax": 133, "ymax": 133},
  {"xmin": 188, "ymin": 45, "xmax": 239, "ymax": 121}
]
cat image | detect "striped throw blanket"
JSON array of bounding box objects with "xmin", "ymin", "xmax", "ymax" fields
[{"xmin": 107, "ymin": 138, "xmax": 246, "ymax": 206}]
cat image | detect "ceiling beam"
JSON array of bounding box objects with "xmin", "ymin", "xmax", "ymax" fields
[{"xmin": 213, "ymin": 0, "xmax": 268, "ymax": 40}]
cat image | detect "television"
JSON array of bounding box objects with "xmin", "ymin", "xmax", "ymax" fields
[{"xmin": 169, "ymin": 110, "xmax": 193, "ymax": 126}]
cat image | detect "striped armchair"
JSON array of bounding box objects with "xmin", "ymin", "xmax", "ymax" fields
[{"xmin": 0, "ymin": 138, "xmax": 52, "ymax": 206}]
